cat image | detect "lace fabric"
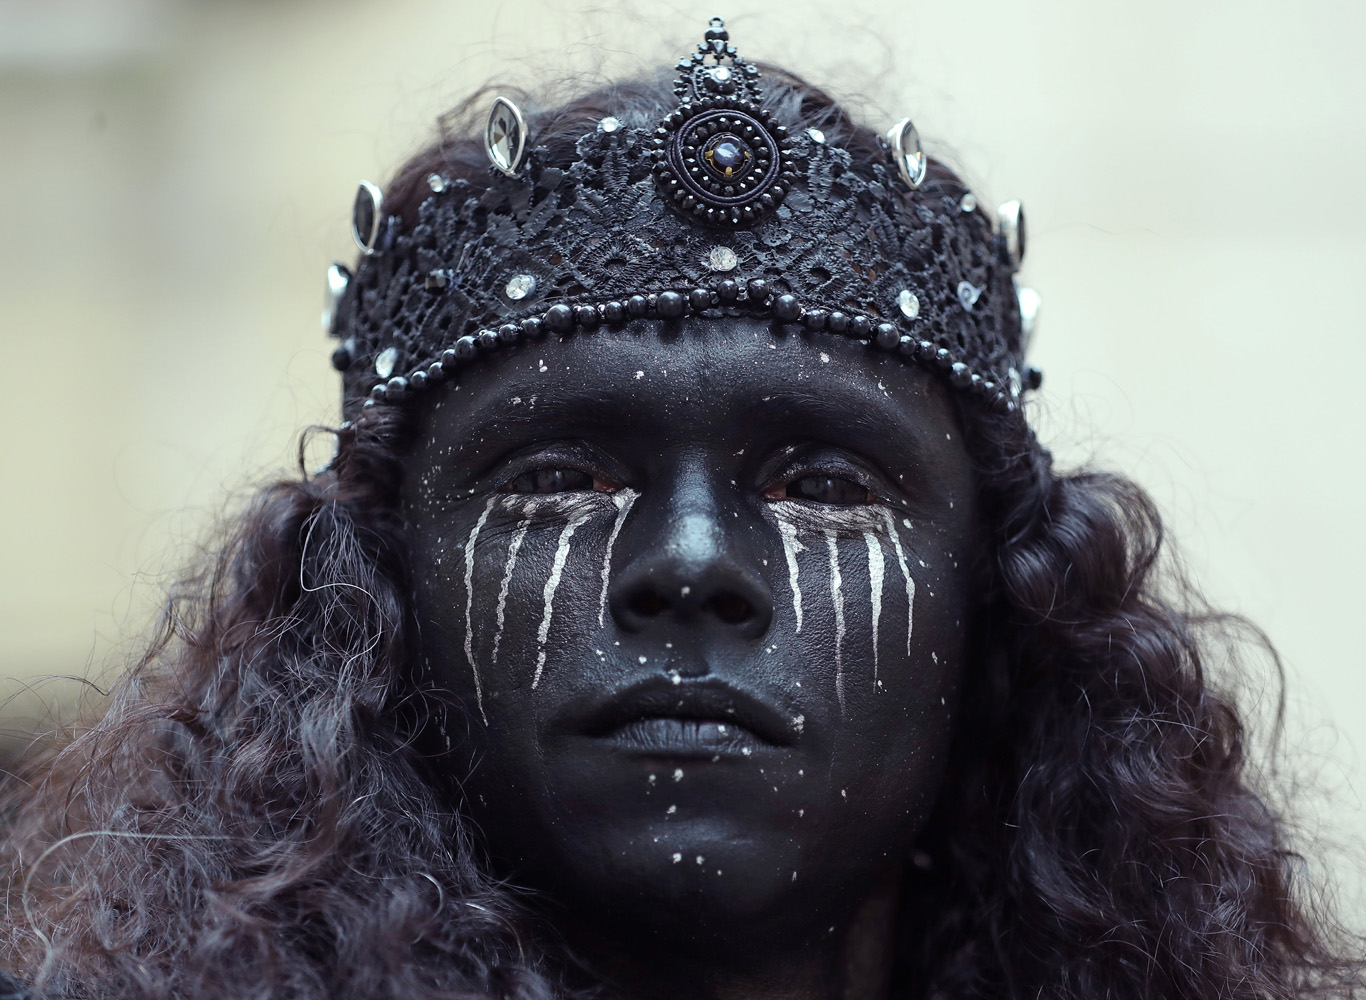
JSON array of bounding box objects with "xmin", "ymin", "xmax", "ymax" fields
[{"xmin": 334, "ymin": 120, "xmax": 1025, "ymax": 415}]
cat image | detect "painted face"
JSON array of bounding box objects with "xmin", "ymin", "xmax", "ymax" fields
[{"xmin": 400, "ymin": 316, "xmax": 979, "ymax": 957}]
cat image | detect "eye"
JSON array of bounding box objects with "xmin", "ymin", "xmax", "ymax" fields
[
  {"xmin": 503, "ymin": 468, "xmax": 596, "ymax": 494},
  {"xmin": 774, "ymin": 475, "xmax": 874, "ymax": 506}
]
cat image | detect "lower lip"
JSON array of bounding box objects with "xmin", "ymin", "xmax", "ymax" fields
[{"xmin": 601, "ymin": 717, "xmax": 769, "ymax": 757}]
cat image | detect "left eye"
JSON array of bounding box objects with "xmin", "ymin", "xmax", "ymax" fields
[
  {"xmin": 780, "ymin": 475, "xmax": 873, "ymax": 505},
  {"xmin": 503, "ymin": 468, "xmax": 596, "ymax": 494}
]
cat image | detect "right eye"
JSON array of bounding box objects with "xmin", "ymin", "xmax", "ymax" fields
[{"xmin": 502, "ymin": 468, "xmax": 596, "ymax": 494}]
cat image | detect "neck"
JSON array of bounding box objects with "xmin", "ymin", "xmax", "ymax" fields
[{"xmin": 563, "ymin": 867, "xmax": 904, "ymax": 1000}]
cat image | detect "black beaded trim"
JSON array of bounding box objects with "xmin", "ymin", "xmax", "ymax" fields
[{"xmin": 356, "ymin": 280, "xmax": 1026, "ymax": 416}]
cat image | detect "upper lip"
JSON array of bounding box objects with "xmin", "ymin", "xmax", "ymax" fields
[{"xmin": 573, "ymin": 675, "xmax": 797, "ymax": 748}]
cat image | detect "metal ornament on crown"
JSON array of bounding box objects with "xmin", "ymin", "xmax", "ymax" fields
[{"xmin": 325, "ymin": 17, "xmax": 1043, "ymax": 418}]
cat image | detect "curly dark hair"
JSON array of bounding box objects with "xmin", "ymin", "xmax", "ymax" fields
[{"xmin": 0, "ymin": 68, "xmax": 1360, "ymax": 1000}]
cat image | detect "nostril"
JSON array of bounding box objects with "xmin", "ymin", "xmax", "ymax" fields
[
  {"xmin": 706, "ymin": 592, "xmax": 754, "ymax": 625},
  {"xmin": 629, "ymin": 589, "xmax": 670, "ymax": 618}
]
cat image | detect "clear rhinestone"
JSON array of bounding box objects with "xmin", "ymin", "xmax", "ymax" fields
[
  {"xmin": 322, "ymin": 262, "xmax": 350, "ymax": 332},
  {"xmin": 957, "ymin": 280, "xmax": 982, "ymax": 311},
  {"xmin": 505, "ymin": 273, "xmax": 536, "ymax": 300},
  {"xmin": 711, "ymin": 66, "xmax": 732, "ymax": 82},
  {"xmin": 959, "ymin": 192, "xmax": 977, "ymax": 213},
  {"xmin": 375, "ymin": 346, "xmax": 399, "ymax": 379},
  {"xmin": 1007, "ymin": 366, "xmax": 1023, "ymax": 399},
  {"xmin": 806, "ymin": 127, "xmax": 826, "ymax": 144},
  {"xmin": 486, "ymin": 97, "xmax": 526, "ymax": 177},
  {"xmin": 897, "ymin": 288, "xmax": 920, "ymax": 319},
  {"xmin": 427, "ymin": 173, "xmax": 448, "ymax": 193},
  {"xmin": 599, "ymin": 116, "xmax": 621, "ymax": 133},
  {"xmin": 886, "ymin": 117, "xmax": 927, "ymax": 189},
  {"xmin": 1017, "ymin": 286, "xmax": 1041, "ymax": 349},
  {"xmin": 708, "ymin": 246, "xmax": 738, "ymax": 272}
]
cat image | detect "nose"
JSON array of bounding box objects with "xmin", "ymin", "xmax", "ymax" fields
[{"xmin": 609, "ymin": 484, "xmax": 773, "ymax": 642}]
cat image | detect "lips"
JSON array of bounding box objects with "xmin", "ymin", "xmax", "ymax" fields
[{"xmin": 573, "ymin": 675, "xmax": 798, "ymax": 755}]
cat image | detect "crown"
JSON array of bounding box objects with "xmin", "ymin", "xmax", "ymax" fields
[{"xmin": 325, "ymin": 18, "xmax": 1041, "ymax": 419}]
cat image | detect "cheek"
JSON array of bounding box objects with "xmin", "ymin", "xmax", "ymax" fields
[
  {"xmin": 414, "ymin": 491, "xmax": 636, "ymax": 722},
  {"xmin": 769, "ymin": 506, "xmax": 968, "ymax": 771}
]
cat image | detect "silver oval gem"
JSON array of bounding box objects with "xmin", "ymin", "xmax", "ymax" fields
[
  {"xmin": 505, "ymin": 273, "xmax": 536, "ymax": 300},
  {"xmin": 805, "ymin": 127, "xmax": 826, "ymax": 144},
  {"xmin": 375, "ymin": 346, "xmax": 399, "ymax": 379},
  {"xmin": 886, "ymin": 117, "xmax": 927, "ymax": 189},
  {"xmin": 959, "ymin": 192, "xmax": 977, "ymax": 213},
  {"xmin": 485, "ymin": 96, "xmax": 528, "ymax": 177},
  {"xmin": 322, "ymin": 262, "xmax": 351, "ymax": 332},
  {"xmin": 997, "ymin": 200, "xmax": 1026, "ymax": 270},
  {"xmin": 427, "ymin": 173, "xmax": 448, "ymax": 193},
  {"xmin": 708, "ymin": 246, "xmax": 738, "ymax": 272},
  {"xmin": 599, "ymin": 116, "xmax": 621, "ymax": 133},
  {"xmin": 897, "ymin": 288, "xmax": 920, "ymax": 319},
  {"xmin": 957, "ymin": 280, "xmax": 982, "ymax": 311},
  {"xmin": 1017, "ymin": 286, "xmax": 1041, "ymax": 351},
  {"xmin": 351, "ymin": 180, "xmax": 383, "ymax": 256}
]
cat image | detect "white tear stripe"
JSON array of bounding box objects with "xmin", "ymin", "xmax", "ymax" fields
[
  {"xmin": 491, "ymin": 518, "xmax": 530, "ymax": 666},
  {"xmin": 597, "ymin": 488, "xmax": 638, "ymax": 628},
  {"xmin": 463, "ymin": 497, "xmax": 498, "ymax": 723},
  {"xmin": 863, "ymin": 530, "xmax": 884, "ymax": 685},
  {"xmin": 826, "ymin": 531, "xmax": 846, "ymax": 712},
  {"xmin": 879, "ymin": 507, "xmax": 916, "ymax": 655},
  {"xmin": 531, "ymin": 507, "xmax": 594, "ymax": 689},
  {"xmin": 777, "ymin": 516, "xmax": 806, "ymax": 633}
]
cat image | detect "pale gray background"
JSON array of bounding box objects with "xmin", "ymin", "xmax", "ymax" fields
[{"xmin": 1, "ymin": 0, "xmax": 1362, "ymax": 925}]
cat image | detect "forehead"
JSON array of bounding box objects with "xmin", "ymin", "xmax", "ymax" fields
[{"xmin": 409, "ymin": 316, "xmax": 970, "ymax": 474}]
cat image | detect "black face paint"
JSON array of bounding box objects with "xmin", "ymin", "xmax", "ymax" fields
[{"xmin": 400, "ymin": 316, "xmax": 979, "ymax": 969}]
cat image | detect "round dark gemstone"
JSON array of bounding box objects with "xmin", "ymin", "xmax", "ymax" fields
[
  {"xmin": 427, "ymin": 361, "xmax": 447, "ymax": 382},
  {"xmin": 949, "ymin": 362, "xmax": 972, "ymax": 387},
  {"xmin": 574, "ymin": 304, "xmax": 600, "ymax": 327},
  {"xmin": 803, "ymin": 309, "xmax": 828, "ymax": 331},
  {"xmin": 827, "ymin": 311, "xmax": 849, "ymax": 333},
  {"xmin": 520, "ymin": 316, "xmax": 544, "ymax": 339},
  {"xmin": 385, "ymin": 376, "xmax": 409, "ymax": 401},
  {"xmin": 1026, "ymin": 366, "xmax": 1044, "ymax": 390},
  {"xmin": 441, "ymin": 348, "xmax": 459, "ymax": 366},
  {"xmin": 850, "ymin": 315, "xmax": 871, "ymax": 338},
  {"xmin": 477, "ymin": 329, "xmax": 499, "ymax": 350},
  {"xmin": 602, "ymin": 300, "xmax": 625, "ymax": 323},
  {"xmin": 626, "ymin": 294, "xmax": 649, "ymax": 317},
  {"xmin": 545, "ymin": 304, "xmax": 574, "ymax": 333},
  {"xmin": 969, "ymin": 373, "xmax": 984, "ymax": 391},
  {"xmin": 897, "ymin": 336, "xmax": 916, "ymax": 356},
  {"xmin": 746, "ymin": 278, "xmax": 768, "ymax": 301},
  {"xmin": 717, "ymin": 279, "xmax": 739, "ymax": 302},
  {"xmin": 916, "ymin": 340, "xmax": 936, "ymax": 362},
  {"xmin": 934, "ymin": 348, "xmax": 952, "ymax": 367},
  {"xmin": 369, "ymin": 383, "xmax": 387, "ymax": 401},
  {"xmin": 773, "ymin": 294, "xmax": 801, "ymax": 322},
  {"xmin": 657, "ymin": 291, "xmax": 686, "ymax": 319},
  {"xmin": 710, "ymin": 139, "xmax": 743, "ymax": 170},
  {"xmin": 689, "ymin": 288, "xmax": 712, "ymax": 311},
  {"xmin": 874, "ymin": 323, "xmax": 899, "ymax": 350},
  {"xmin": 498, "ymin": 323, "xmax": 521, "ymax": 344},
  {"xmin": 330, "ymin": 344, "xmax": 352, "ymax": 372},
  {"xmin": 409, "ymin": 370, "xmax": 429, "ymax": 391}
]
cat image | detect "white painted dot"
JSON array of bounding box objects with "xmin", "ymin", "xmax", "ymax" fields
[
  {"xmin": 672, "ymin": 853, "xmax": 682, "ymax": 863},
  {"xmin": 639, "ymin": 655, "xmax": 648, "ymax": 664},
  {"xmin": 666, "ymin": 804, "xmax": 677, "ymax": 814},
  {"xmin": 673, "ymin": 768, "xmax": 684, "ymax": 782},
  {"xmin": 695, "ymin": 855, "xmax": 705, "ymax": 865}
]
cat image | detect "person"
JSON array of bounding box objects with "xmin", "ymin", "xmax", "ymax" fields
[{"xmin": 0, "ymin": 18, "xmax": 1360, "ymax": 1000}]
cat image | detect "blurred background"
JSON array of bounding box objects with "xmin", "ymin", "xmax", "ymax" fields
[{"xmin": 1, "ymin": 0, "xmax": 1362, "ymax": 924}]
